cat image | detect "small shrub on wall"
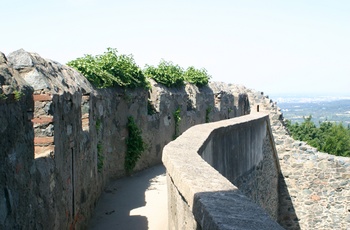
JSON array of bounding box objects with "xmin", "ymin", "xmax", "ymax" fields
[
  {"xmin": 144, "ymin": 60, "xmax": 185, "ymax": 87},
  {"xmin": 67, "ymin": 48, "xmax": 149, "ymax": 89},
  {"xmin": 184, "ymin": 66, "xmax": 211, "ymax": 87},
  {"xmin": 144, "ymin": 60, "xmax": 211, "ymax": 87}
]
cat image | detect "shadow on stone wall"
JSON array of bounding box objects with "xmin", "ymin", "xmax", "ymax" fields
[
  {"xmin": 278, "ymin": 174, "xmax": 301, "ymax": 230},
  {"xmin": 193, "ymin": 190, "xmax": 284, "ymax": 230}
]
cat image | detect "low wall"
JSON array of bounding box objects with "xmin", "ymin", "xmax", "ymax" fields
[{"xmin": 162, "ymin": 113, "xmax": 283, "ymax": 229}]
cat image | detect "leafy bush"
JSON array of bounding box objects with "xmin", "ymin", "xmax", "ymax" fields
[
  {"xmin": 67, "ymin": 48, "xmax": 149, "ymax": 89},
  {"xmin": 184, "ymin": 66, "xmax": 211, "ymax": 87},
  {"xmin": 144, "ymin": 60, "xmax": 211, "ymax": 87},
  {"xmin": 144, "ymin": 60, "xmax": 185, "ymax": 87},
  {"xmin": 286, "ymin": 116, "xmax": 350, "ymax": 157},
  {"xmin": 125, "ymin": 116, "xmax": 145, "ymax": 173}
]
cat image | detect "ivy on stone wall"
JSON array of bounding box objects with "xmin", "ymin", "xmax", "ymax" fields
[
  {"xmin": 97, "ymin": 142, "xmax": 104, "ymax": 172},
  {"xmin": 125, "ymin": 116, "xmax": 145, "ymax": 174},
  {"xmin": 13, "ymin": 90, "xmax": 24, "ymax": 101},
  {"xmin": 173, "ymin": 107, "xmax": 181, "ymax": 139}
]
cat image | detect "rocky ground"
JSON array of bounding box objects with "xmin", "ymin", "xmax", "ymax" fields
[{"xmin": 246, "ymin": 88, "xmax": 350, "ymax": 230}]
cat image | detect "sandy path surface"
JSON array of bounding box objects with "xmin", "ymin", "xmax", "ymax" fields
[{"xmin": 89, "ymin": 165, "xmax": 168, "ymax": 230}]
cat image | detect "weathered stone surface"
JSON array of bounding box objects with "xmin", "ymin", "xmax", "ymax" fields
[
  {"xmin": 248, "ymin": 88, "xmax": 350, "ymax": 230},
  {"xmin": 0, "ymin": 52, "xmax": 7, "ymax": 64},
  {"xmin": 7, "ymin": 49, "xmax": 34, "ymax": 69},
  {"xmin": 0, "ymin": 54, "xmax": 35, "ymax": 229},
  {"xmin": 7, "ymin": 49, "xmax": 93, "ymax": 94},
  {"xmin": 163, "ymin": 114, "xmax": 283, "ymax": 229}
]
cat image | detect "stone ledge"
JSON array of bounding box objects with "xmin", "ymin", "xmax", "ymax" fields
[{"xmin": 163, "ymin": 113, "xmax": 283, "ymax": 229}]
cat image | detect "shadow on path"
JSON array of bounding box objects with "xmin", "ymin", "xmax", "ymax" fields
[{"xmin": 89, "ymin": 164, "xmax": 166, "ymax": 230}]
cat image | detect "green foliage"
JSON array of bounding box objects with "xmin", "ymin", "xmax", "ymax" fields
[
  {"xmin": 0, "ymin": 93, "xmax": 7, "ymax": 100},
  {"xmin": 144, "ymin": 60, "xmax": 185, "ymax": 87},
  {"xmin": 286, "ymin": 116, "xmax": 350, "ymax": 157},
  {"xmin": 173, "ymin": 107, "xmax": 181, "ymax": 139},
  {"xmin": 67, "ymin": 48, "xmax": 149, "ymax": 89},
  {"xmin": 228, "ymin": 108, "xmax": 233, "ymax": 119},
  {"xmin": 184, "ymin": 66, "xmax": 211, "ymax": 87},
  {"xmin": 13, "ymin": 90, "xmax": 24, "ymax": 101},
  {"xmin": 125, "ymin": 116, "xmax": 145, "ymax": 174},
  {"xmin": 144, "ymin": 60, "xmax": 211, "ymax": 87},
  {"xmin": 68, "ymin": 48, "xmax": 210, "ymax": 88},
  {"xmin": 205, "ymin": 106, "xmax": 212, "ymax": 123},
  {"xmin": 95, "ymin": 118, "xmax": 102, "ymax": 132},
  {"xmin": 97, "ymin": 142, "xmax": 104, "ymax": 172}
]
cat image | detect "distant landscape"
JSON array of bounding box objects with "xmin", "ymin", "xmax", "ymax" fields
[{"xmin": 273, "ymin": 95, "xmax": 350, "ymax": 126}]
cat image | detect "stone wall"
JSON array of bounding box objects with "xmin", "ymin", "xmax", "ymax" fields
[
  {"xmin": 2, "ymin": 48, "xmax": 349, "ymax": 229},
  {"xmin": 247, "ymin": 89, "xmax": 350, "ymax": 229},
  {"xmin": 162, "ymin": 113, "xmax": 283, "ymax": 229},
  {"xmin": 0, "ymin": 52, "xmax": 35, "ymax": 229},
  {"xmin": 199, "ymin": 116, "xmax": 280, "ymax": 221},
  {"xmin": 0, "ymin": 49, "xmax": 250, "ymax": 229}
]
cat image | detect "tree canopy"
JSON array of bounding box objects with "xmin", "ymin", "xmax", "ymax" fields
[{"xmin": 286, "ymin": 116, "xmax": 350, "ymax": 157}]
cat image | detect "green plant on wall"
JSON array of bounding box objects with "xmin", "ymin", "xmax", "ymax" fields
[
  {"xmin": 205, "ymin": 106, "xmax": 212, "ymax": 123},
  {"xmin": 184, "ymin": 66, "xmax": 211, "ymax": 87},
  {"xmin": 67, "ymin": 48, "xmax": 150, "ymax": 89},
  {"xmin": 143, "ymin": 60, "xmax": 211, "ymax": 88},
  {"xmin": 228, "ymin": 108, "xmax": 233, "ymax": 119},
  {"xmin": 0, "ymin": 93, "xmax": 7, "ymax": 101},
  {"xmin": 144, "ymin": 60, "xmax": 185, "ymax": 87},
  {"xmin": 173, "ymin": 107, "xmax": 181, "ymax": 139},
  {"xmin": 125, "ymin": 116, "xmax": 145, "ymax": 174},
  {"xmin": 97, "ymin": 142, "xmax": 104, "ymax": 172},
  {"xmin": 13, "ymin": 90, "xmax": 24, "ymax": 101},
  {"xmin": 95, "ymin": 118, "xmax": 102, "ymax": 133}
]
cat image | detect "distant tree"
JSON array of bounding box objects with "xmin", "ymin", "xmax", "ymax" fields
[{"xmin": 286, "ymin": 116, "xmax": 350, "ymax": 157}]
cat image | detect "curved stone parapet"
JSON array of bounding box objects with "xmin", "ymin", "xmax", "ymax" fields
[{"xmin": 162, "ymin": 113, "xmax": 284, "ymax": 229}]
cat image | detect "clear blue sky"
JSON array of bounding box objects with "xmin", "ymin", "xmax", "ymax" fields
[{"xmin": 2, "ymin": 0, "xmax": 350, "ymax": 97}]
